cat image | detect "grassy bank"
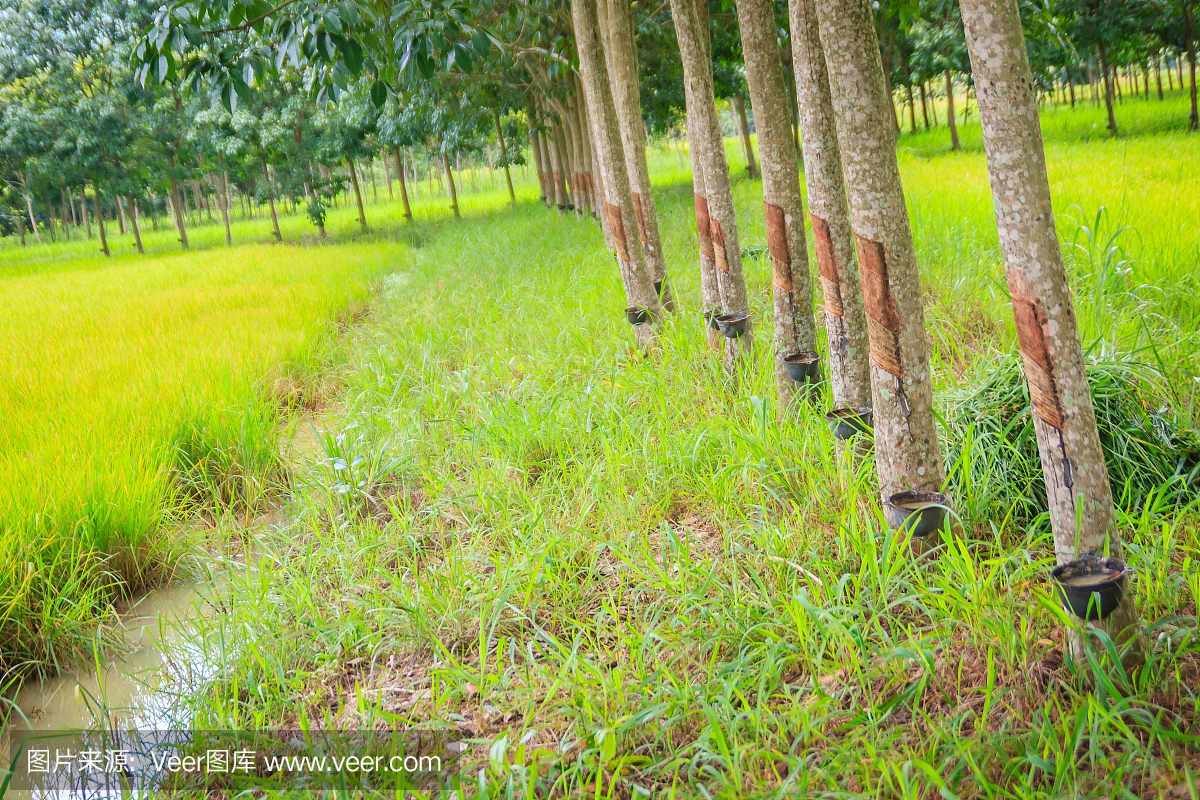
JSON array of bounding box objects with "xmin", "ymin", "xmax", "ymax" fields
[{"xmin": 165, "ymin": 100, "xmax": 1200, "ymax": 796}]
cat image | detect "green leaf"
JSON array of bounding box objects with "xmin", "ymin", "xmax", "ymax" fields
[
  {"xmin": 228, "ymin": 4, "xmax": 245, "ymax": 27},
  {"xmin": 597, "ymin": 729, "xmax": 616, "ymax": 765},
  {"xmin": 337, "ymin": 1, "xmax": 358, "ymax": 27},
  {"xmin": 343, "ymin": 38, "xmax": 364, "ymax": 74},
  {"xmin": 324, "ymin": 11, "xmax": 343, "ymax": 34},
  {"xmin": 370, "ymin": 79, "xmax": 387, "ymax": 108},
  {"xmin": 471, "ymin": 28, "xmax": 491, "ymax": 59}
]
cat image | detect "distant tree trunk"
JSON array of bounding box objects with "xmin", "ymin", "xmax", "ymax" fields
[
  {"xmin": 166, "ymin": 151, "xmax": 189, "ymax": 248},
  {"xmin": 80, "ymin": 187, "xmax": 92, "ymax": 239},
  {"xmin": 603, "ymin": 0, "xmax": 675, "ymax": 309},
  {"xmin": 1069, "ymin": 70, "xmax": 1077, "ymax": 106},
  {"xmin": 15, "ymin": 208, "xmax": 25, "ymax": 246},
  {"xmin": 671, "ymin": 0, "xmax": 754, "ymax": 364},
  {"xmin": 1186, "ymin": 2, "xmax": 1198, "ymax": 131},
  {"xmin": 384, "ymin": 152, "xmax": 394, "ymax": 200},
  {"xmin": 64, "ymin": 188, "xmax": 77, "ymax": 238},
  {"xmin": 494, "ymin": 110, "xmax": 516, "ymax": 204},
  {"xmin": 115, "ymin": 192, "xmax": 127, "ymax": 234},
  {"xmin": 93, "ymin": 180, "xmax": 110, "ymax": 257},
  {"xmin": 1178, "ymin": 51, "xmax": 1185, "ymax": 89},
  {"xmin": 261, "ymin": 158, "xmax": 282, "ymax": 241},
  {"xmin": 944, "ymin": 68, "xmax": 960, "ymax": 150},
  {"xmin": 732, "ymin": 95, "xmax": 760, "ymax": 179},
  {"xmin": 346, "ymin": 156, "xmax": 369, "ymax": 232},
  {"xmin": 393, "ymin": 149, "xmax": 412, "ymax": 220},
  {"xmin": 528, "ymin": 105, "xmax": 549, "ymax": 203},
  {"xmin": 442, "ymin": 152, "xmax": 461, "ymax": 219},
  {"xmin": 737, "ymin": 0, "xmax": 819, "ymax": 403},
  {"xmin": 906, "ymin": 84, "xmax": 917, "ymax": 132},
  {"xmin": 553, "ymin": 121, "xmax": 573, "ymax": 208},
  {"xmin": 367, "ymin": 157, "xmax": 379, "ymax": 202},
  {"xmin": 555, "ymin": 102, "xmax": 583, "ymax": 217},
  {"xmin": 214, "ymin": 166, "xmax": 231, "ymax": 245},
  {"xmin": 962, "ymin": 0, "xmax": 1144, "ymax": 665},
  {"xmin": 571, "ymin": 0, "xmax": 662, "ymax": 347},
  {"xmin": 814, "ymin": 0, "xmax": 946, "ymax": 507},
  {"xmin": 919, "ymin": 82, "xmax": 931, "ymax": 128},
  {"xmin": 1154, "ymin": 53, "xmax": 1164, "ymax": 100},
  {"xmin": 127, "ymin": 196, "xmax": 144, "ymax": 253},
  {"xmin": 574, "ymin": 75, "xmax": 599, "ymax": 216},
  {"xmin": 24, "ymin": 193, "xmax": 41, "ymax": 244},
  {"xmin": 1097, "ymin": 41, "xmax": 1119, "ymax": 136},
  {"xmin": 790, "ymin": 0, "xmax": 872, "ymax": 413}
]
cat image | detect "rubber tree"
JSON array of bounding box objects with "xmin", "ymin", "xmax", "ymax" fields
[
  {"xmin": 814, "ymin": 0, "xmax": 946, "ymax": 505},
  {"xmin": 789, "ymin": 0, "xmax": 872, "ymax": 415},
  {"xmin": 493, "ymin": 109, "xmax": 516, "ymax": 203},
  {"xmin": 601, "ymin": 0, "xmax": 675, "ymax": 311},
  {"xmin": 961, "ymin": 0, "xmax": 1142, "ymax": 662},
  {"xmin": 526, "ymin": 100, "xmax": 549, "ymax": 203},
  {"xmin": 731, "ymin": 94, "xmax": 759, "ymax": 178},
  {"xmin": 570, "ymin": 0, "xmax": 662, "ymax": 347},
  {"xmin": 670, "ymin": 0, "xmax": 722, "ymax": 353},
  {"xmin": 735, "ymin": 0, "xmax": 820, "ymax": 404},
  {"xmin": 670, "ymin": 0, "xmax": 753, "ymax": 363}
]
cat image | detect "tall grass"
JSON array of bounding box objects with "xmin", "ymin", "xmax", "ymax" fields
[{"xmin": 0, "ymin": 229, "xmax": 394, "ymax": 674}]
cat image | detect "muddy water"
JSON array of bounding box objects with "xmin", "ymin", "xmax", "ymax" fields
[{"xmin": 4, "ymin": 580, "xmax": 222, "ymax": 735}]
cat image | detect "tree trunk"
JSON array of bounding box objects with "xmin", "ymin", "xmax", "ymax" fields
[
  {"xmin": 1155, "ymin": 54, "xmax": 1164, "ymax": 100},
  {"xmin": 541, "ymin": 103, "xmax": 568, "ymax": 214},
  {"xmin": 166, "ymin": 152, "xmax": 189, "ymax": 248},
  {"xmin": 789, "ymin": 0, "xmax": 872, "ymax": 414},
  {"xmin": 945, "ymin": 69, "xmax": 960, "ymax": 150},
  {"xmin": 962, "ymin": 0, "xmax": 1143, "ymax": 666},
  {"xmin": 15, "ymin": 208, "xmax": 25, "ymax": 246},
  {"xmin": 603, "ymin": 0, "xmax": 675, "ymax": 309},
  {"xmin": 1186, "ymin": 3, "xmax": 1198, "ymax": 132},
  {"xmin": 528, "ymin": 104, "xmax": 549, "ymax": 203},
  {"xmin": 93, "ymin": 180, "xmax": 110, "ymax": 257},
  {"xmin": 80, "ymin": 188, "xmax": 92, "ymax": 239},
  {"xmin": 814, "ymin": 0, "xmax": 946, "ymax": 511},
  {"xmin": 494, "ymin": 109, "xmax": 516, "ymax": 204},
  {"xmin": 732, "ymin": 94, "xmax": 760, "ymax": 179},
  {"xmin": 570, "ymin": 0, "xmax": 662, "ymax": 347},
  {"xmin": 671, "ymin": 0, "xmax": 753, "ymax": 363},
  {"xmin": 919, "ymin": 82, "xmax": 930, "ymax": 128},
  {"xmin": 64, "ymin": 188, "xmax": 77, "ymax": 238},
  {"xmin": 368, "ymin": 157, "xmax": 379, "ymax": 202},
  {"xmin": 24, "ymin": 193, "xmax": 41, "ymax": 244},
  {"xmin": 127, "ymin": 196, "xmax": 144, "ymax": 253},
  {"xmin": 1097, "ymin": 41, "xmax": 1119, "ymax": 136},
  {"xmin": 346, "ymin": 156, "xmax": 369, "ymax": 232},
  {"xmin": 384, "ymin": 151, "xmax": 394, "ymax": 200},
  {"xmin": 442, "ymin": 152, "xmax": 461, "ymax": 219},
  {"xmin": 1069, "ymin": 71, "xmax": 1077, "ymax": 107},
  {"xmin": 574, "ymin": 75, "xmax": 599, "ymax": 217},
  {"xmin": 262, "ymin": 158, "xmax": 282, "ymax": 241},
  {"xmin": 737, "ymin": 0, "xmax": 820, "ymax": 403},
  {"xmin": 906, "ymin": 84, "xmax": 917, "ymax": 133},
  {"xmin": 392, "ymin": 149, "xmax": 412, "ymax": 220},
  {"xmin": 553, "ymin": 121, "xmax": 574, "ymax": 209},
  {"xmin": 115, "ymin": 192, "xmax": 127, "ymax": 234}
]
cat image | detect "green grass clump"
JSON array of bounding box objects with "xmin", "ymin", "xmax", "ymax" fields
[{"xmin": 944, "ymin": 352, "xmax": 1200, "ymax": 526}]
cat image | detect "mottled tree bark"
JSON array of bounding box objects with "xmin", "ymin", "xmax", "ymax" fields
[
  {"xmin": 814, "ymin": 0, "xmax": 945, "ymax": 503},
  {"xmin": 671, "ymin": 0, "xmax": 753, "ymax": 362},
  {"xmin": 603, "ymin": 0, "xmax": 675, "ymax": 310},
  {"xmin": 790, "ymin": 0, "xmax": 871, "ymax": 413},
  {"xmin": 1186, "ymin": 2, "xmax": 1198, "ymax": 131},
  {"xmin": 732, "ymin": 94, "xmax": 760, "ymax": 178},
  {"xmin": 737, "ymin": 0, "xmax": 819, "ymax": 404},
  {"xmin": 571, "ymin": 0, "xmax": 662, "ymax": 347},
  {"xmin": 961, "ymin": 0, "xmax": 1142, "ymax": 663},
  {"xmin": 542, "ymin": 102, "xmax": 568, "ymax": 215}
]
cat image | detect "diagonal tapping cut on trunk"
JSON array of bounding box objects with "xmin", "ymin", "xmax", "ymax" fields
[
  {"xmin": 960, "ymin": 0, "xmax": 1143, "ymax": 668},
  {"xmin": 789, "ymin": 0, "xmax": 872, "ymax": 425},
  {"xmin": 812, "ymin": 0, "xmax": 945, "ymax": 514}
]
